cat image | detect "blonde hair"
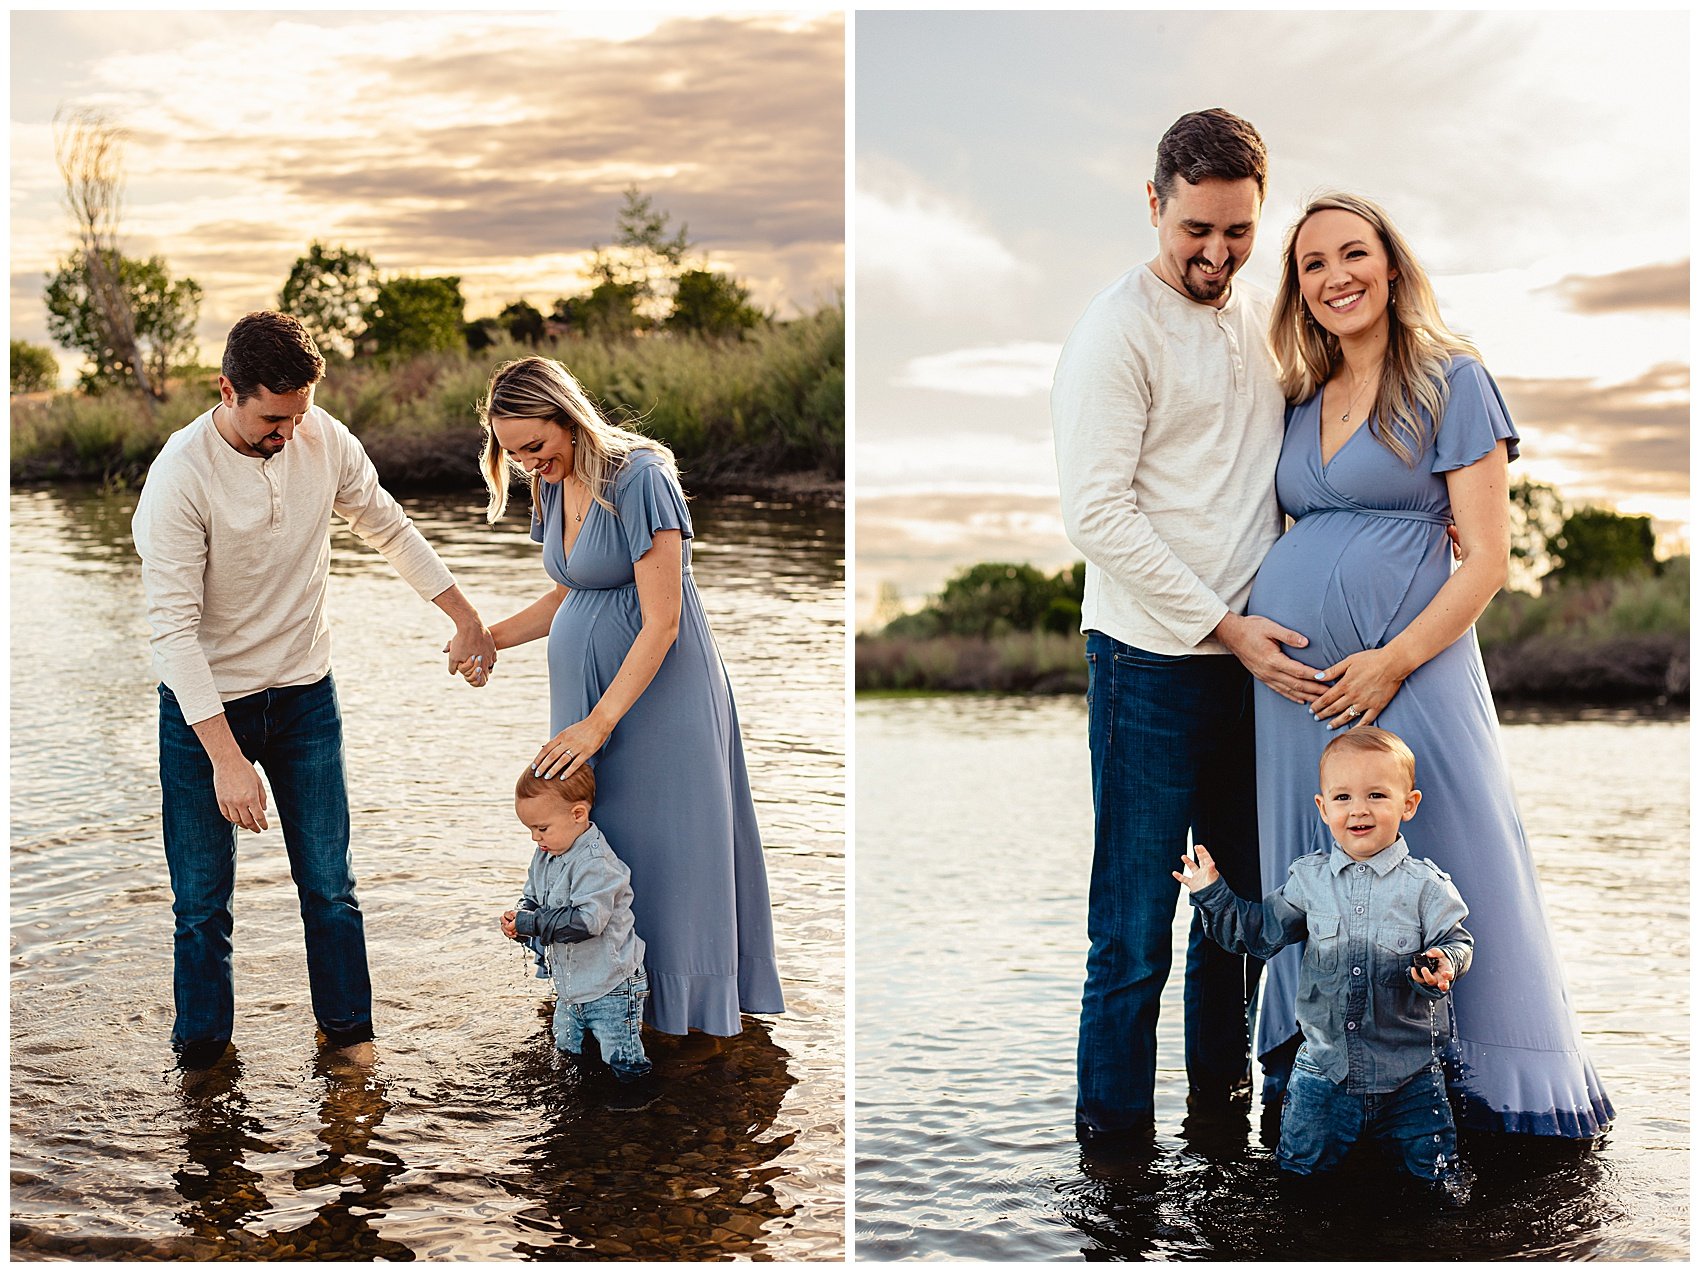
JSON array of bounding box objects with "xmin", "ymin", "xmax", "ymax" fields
[
  {"xmin": 1269, "ymin": 191, "xmax": 1482, "ymax": 468},
  {"xmin": 477, "ymin": 356, "xmax": 678, "ymax": 525},
  {"xmin": 1319, "ymin": 725, "xmax": 1416, "ymax": 791}
]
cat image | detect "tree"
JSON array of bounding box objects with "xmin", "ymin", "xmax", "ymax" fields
[
  {"xmin": 581, "ymin": 186, "xmax": 692, "ymax": 326},
  {"xmin": 666, "ymin": 268, "xmax": 764, "ymax": 338},
  {"xmin": 552, "ymin": 281, "xmax": 644, "ymax": 339},
  {"xmin": 1507, "ymin": 476, "xmax": 1565, "ymax": 593},
  {"xmin": 279, "ymin": 242, "xmax": 379, "ymax": 360},
  {"xmin": 53, "ymin": 108, "xmax": 154, "ymax": 399},
  {"xmin": 886, "ymin": 561, "xmax": 1083, "ymax": 639},
  {"xmin": 462, "ymin": 316, "xmax": 503, "ymax": 353},
  {"xmin": 1547, "ymin": 507, "xmax": 1658, "ymax": 584},
  {"xmin": 359, "ymin": 275, "xmax": 466, "ymax": 359},
  {"xmin": 498, "ymin": 299, "xmax": 546, "ymax": 346},
  {"xmin": 44, "ymin": 249, "xmax": 203, "ymax": 394},
  {"xmin": 10, "ymin": 341, "xmax": 58, "ymax": 394}
]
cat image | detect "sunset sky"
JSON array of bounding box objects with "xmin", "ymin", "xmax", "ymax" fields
[
  {"xmin": 856, "ymin": 10, "xmax": 1690, "ymax": 623},
  {"xmin": 10, "ymin": 10, "xmax": 843, "ymax": 373}
]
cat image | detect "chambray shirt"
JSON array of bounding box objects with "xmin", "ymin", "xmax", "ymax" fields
[
  {"xmin": 1191, "ymin": 836, "xmax": 1472, "ymax": 1094},
  {"xmin": 512, "ymin": 822, "xmax": 645, "ymax": 1005}
]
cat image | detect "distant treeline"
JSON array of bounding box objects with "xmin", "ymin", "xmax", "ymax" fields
[
  {"xmin": 10, "ymin": 303, "xmax": 844, "ymax": 498},
  {"xmin": 859, "ymin": 535, "xmax": 1688, "ymax": 706}
]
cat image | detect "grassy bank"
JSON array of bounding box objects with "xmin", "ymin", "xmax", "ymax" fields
[
  {"xmin": 10, "ymin": 304, "xmax": 844, "ymax": 499},
  {"xmin": 857, "ymin": 567, "xmax": 1689, "ymax": 705}
]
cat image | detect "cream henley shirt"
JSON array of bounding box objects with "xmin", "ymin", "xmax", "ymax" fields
[
  {"xmin": 1052, "ymin": 265, "xmax": 1286, "ymax": 655},
  {"xmin": 132, "ymin": 405, "xmax": 457, "ymax": 726}
]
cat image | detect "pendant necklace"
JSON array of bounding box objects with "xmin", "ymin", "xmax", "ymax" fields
[{"xmin": 1339, "ymin": 365, "xmax": 1379, "ymax": 423}]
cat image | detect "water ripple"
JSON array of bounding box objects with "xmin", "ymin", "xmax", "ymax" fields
[{"xmin": 11, "ymin": 488, "xmax": 844, "ymax": 1261}]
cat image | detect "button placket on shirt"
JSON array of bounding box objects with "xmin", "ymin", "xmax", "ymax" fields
[
  {"xmin": 263, "ymin": 457, "xmax": 283, "ymax": 533},
  {"xmin": 1215, "ymin": 308, "xmax": 1245, "ymax": 395},
  {"xmin": 1343, "ymin": 863, "xmax": 1373, "ymax": 1092}
]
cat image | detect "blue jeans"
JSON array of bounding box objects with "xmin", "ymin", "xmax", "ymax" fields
[
  {"xmin": 553, "ymin": 969, "xmax": 653, "ymax": 1080},
  {"xmin": 158, "ymin": 673, "xmax": 372, "ymax": 1050},
  {"xmin": 1278, "ymin": 1048, "xmax": 1458, "ymax": 1181},
  {"xmin": 1077, "ymin": 632, "xmax": 1262, "ymax": 1136}
]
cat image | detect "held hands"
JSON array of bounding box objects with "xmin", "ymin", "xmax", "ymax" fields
[
  {"xmin": 1309, "ymin": 647, "xmax": 1408, "ymax": 730},
  {"xmin": 444, "ymin": 620, "xmax": 498, "ymax": 688},
  {"xmin": 1215, "ymin": 613, "xmax": 1324, "ymax": 705},
  {"xmin": 1171, "ymin": 844, "xmax": 1220, "ymax": 894},
  {"xmin": 1410, "ymin": 948, "xmax": 1455, "ymax": 992},
  {"xmin": 500, "ymin": 909, "xmax": 519, "ymax": 941},
  {"xmin": 533, "ymin": 716, "xmax": 611, "ymax": 781}
]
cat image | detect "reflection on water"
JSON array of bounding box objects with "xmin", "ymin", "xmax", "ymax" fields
[
  {"xmin": 855, "ymin": 694, "xmax": 1688, "ymax": 1261},
  {"xmin": 10, "ymin": 487, "xmax": 843, "ymax": 1261}
]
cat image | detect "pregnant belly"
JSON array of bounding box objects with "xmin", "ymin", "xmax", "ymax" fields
[
  {"xmin": 549, "ymin": 589, "xmax": 642, "ymax": 680},
  {"xmin": 1248, "ymin": 511, "xmax": 1451, "ymax": 668}
]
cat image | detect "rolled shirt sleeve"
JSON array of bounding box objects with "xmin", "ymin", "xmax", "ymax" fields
[{"xmin": 1414, "ymin": 874, "xmax": 1474, "ymax": 997}]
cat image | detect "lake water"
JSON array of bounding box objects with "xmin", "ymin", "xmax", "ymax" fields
[
  {"xmin": 855, "ymin": 694, "xmax": 1688, "ymax": 1261},
  {"xmin": 9, "ymin": 486, "xmax": 845, "ymax": 1261}
]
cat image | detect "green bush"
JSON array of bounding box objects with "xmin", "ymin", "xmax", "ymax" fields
[{"xmin": 10, "ymin": 340, "xmax": 58, "ymax": 394}]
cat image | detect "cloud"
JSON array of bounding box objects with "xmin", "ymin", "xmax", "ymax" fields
[
  {"xmin": 893, "ymin": 342, "xmax": 1062, "ymax": 397},
  {"xmin": 856, "ymin": 431, "xmax": 1058, "ymax": 494},
  {"xmin": 11, "ymin": 12, "xmax": 843, "ymax": 353},
  {"xmin": 854, "ymin": 489, "xmax": 1075, "ymax": 622},
  {"xmin": 856, "ymin": 164, "xmax": 1034, "ymax": 314},
  {"xmin": 1499, "ymin": 364, "xmax": 1689, "ymax": 500},
  {"xmin": 1540, "ymin": 260, "xmax": 1689, "ymax": 315}
]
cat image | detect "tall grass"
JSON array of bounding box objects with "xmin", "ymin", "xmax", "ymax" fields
[{"xmin": 10, "ymin": 303, "xmax": 844, "ymax": 492}]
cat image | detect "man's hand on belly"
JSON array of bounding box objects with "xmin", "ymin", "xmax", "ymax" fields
[{"xmin": 1213, "ymin": 612, "xmax": 1324, "ymax": 704}]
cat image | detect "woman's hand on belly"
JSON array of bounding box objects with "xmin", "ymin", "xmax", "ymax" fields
[
  {"xmin": 534, "ymin": 716, "xmax": 613, "ymax": 780},
  {"xmin": 1309, "ymin": 646, "xmax": 1413, "ymax": 729}
]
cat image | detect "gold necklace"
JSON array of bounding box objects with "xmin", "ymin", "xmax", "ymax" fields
[
  {"xmin": 566, "ymin": 478, "xmax": 589, "ymax": 523},
  {"xmin": 1338, "ymin": 364, "xmax": 1381, "ymax": 423}
]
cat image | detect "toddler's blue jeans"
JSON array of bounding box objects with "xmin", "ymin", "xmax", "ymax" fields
[
  {"xmin": 554, "ymin": 968, "xmax": 653, "ymax": 1080},
  {"xmin": 1278, "ymin": 1048, "xmax": 1458, "ymax": 1181}
]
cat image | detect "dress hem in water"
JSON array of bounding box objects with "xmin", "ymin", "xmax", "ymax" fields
[{"xmin": 644, "ymin": 964, "xmax": 786, "ymax": 1037}]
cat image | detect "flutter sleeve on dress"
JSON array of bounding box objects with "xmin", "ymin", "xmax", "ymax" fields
[
  {"xmin": 615, "ymin": 452, "xmax": 694, "ymax": 563},
  {"xmin": 1432, "ymin": 357, "xmax": 1521, "ymax": 473}
]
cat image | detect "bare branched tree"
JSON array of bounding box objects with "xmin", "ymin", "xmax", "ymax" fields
[{"xmin": 54, "ymin": 107, "xmax": 154, "ymax": 401}]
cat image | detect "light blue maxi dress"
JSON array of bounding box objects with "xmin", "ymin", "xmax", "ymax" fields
[
  {"xmin": 531, "ymin": 449, "xmax": 785, "ymax": 1035},
  {"xmin": 1247, "ymin": 356, "xmax": 1613, "ymax": 1136}
]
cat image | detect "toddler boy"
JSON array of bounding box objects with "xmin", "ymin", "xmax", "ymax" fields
[
  {"xmin": 1174, "ymin": 727, "xmax": 1471, "ymax": 1189},
  {"xmin": 500, "ymin": 763, "xmax": 652, "ymax": 1087}
]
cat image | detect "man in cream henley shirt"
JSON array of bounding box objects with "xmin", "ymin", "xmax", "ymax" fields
[
  {"xmin": 133, "ymin": 310, "xmax": 496, "ymax": 1069},
  {"xmin": 134, "ymin": 403, "xmax": 457, "ymax": 725},
  {"xmin": 1052, "ymin": 109, "xmax": 1320, "ymax": 1149}
]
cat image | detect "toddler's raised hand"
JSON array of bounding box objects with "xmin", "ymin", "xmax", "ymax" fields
[{"xmin": 1172, "ymin": 843, "xmax": 1220, "ymax": 893}]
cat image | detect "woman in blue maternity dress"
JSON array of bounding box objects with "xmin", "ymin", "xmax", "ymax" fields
[
  {"xmin": 476, "ymin": 357, "xmax": 784, "ymax": 1037},
  {"xmin": 1250, "ymin": 194, "xmax": 1611, "ymax": 1137}
]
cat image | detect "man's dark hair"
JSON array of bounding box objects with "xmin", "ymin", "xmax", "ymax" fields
[
  {"xmin": 222, "ymin": 311, "xmax": 325, "ymax": 402},
  {"xmin": 1152, "ymin": 108, "xmax": 1268, "ymax": 209}
]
